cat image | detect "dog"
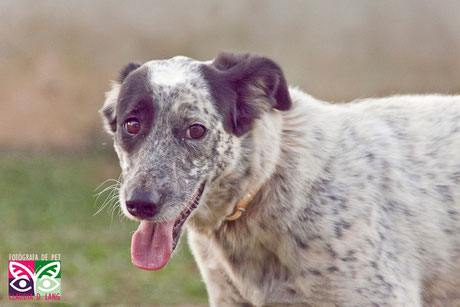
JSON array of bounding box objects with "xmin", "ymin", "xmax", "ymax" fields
[{"xmin": 100, "ymin": 52, "xmax": 460, "ymax": 306}]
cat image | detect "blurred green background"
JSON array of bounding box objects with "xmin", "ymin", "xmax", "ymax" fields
[{"xmin": 1, "ymin": 0, "xmax": 459, "ymax": 305}]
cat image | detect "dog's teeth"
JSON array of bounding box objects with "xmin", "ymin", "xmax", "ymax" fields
[{"xmin": 173, "ymin": 183, "xmax": 203, "ymax": 236}]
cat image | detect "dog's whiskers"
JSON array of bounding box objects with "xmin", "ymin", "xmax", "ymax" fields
[
  {"xmin": 94, "ymin": 184, "xmax": 119, "ymax": 203},
  {"xmin": 94, "ymin": 174, "xmax": 122, "ymax": 218},
  {"xmin": 94, "ymin": 178, "xmax": 121, "ymax": 192}
]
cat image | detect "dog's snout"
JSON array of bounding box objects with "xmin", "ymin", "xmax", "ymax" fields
[{"xmin": 125, "ymin": 189, "xmax": 161, "ymax": 219}]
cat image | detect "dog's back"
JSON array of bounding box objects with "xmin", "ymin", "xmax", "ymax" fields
[
  {"xmin": 294, "ymin": 92, "xmax": 460, "ymax": 304},
  {"xmin": 360, "ymin": 94, "xmax": 460, "ymax": 304}
]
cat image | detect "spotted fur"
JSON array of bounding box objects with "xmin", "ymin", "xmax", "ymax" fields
[{"xmin": 100, "ymin": 52, "xmax": 460, "ymax": 306}]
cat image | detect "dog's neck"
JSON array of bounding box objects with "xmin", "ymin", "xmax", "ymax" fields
[
  {"xmin": 188, "ymin": 109, "xmax": 283, "ymax": 232},
  {"xmin": 224, "ymin": 184, "xmax": 263, "ymax": 221},
  {"xmin": 225, "ymin": 109, "xmax": 284, "ymax": 218},
  {"xmin": 189, "ymin": 89, "xmax": 339, "ymax": 234}
]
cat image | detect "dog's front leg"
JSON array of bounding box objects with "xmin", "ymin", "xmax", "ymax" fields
[
  {"xmin": 188, "ymin": 229, "xmax": 251, "ymax": 306},
  {"xmin": 202, "ymin": 264, "xmax": 251, "ymax": 306}
]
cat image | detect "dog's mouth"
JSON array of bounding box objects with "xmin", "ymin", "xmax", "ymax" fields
[
  {"xmin": 172, "ymin": 182, "xmax": 205, "ymax": 250},
  {"xmin": 130, "ymin": 182, "xmax": 205, "ymax": 270}
]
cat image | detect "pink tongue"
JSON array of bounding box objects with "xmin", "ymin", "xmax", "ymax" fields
[{"xmin": 131, "ymin": 220, "xmax": 175, "ymax": 270}]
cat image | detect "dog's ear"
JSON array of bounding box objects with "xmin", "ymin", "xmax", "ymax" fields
[
  {"xmin": 99, "ymin": 82, "xmax": 120, "ymax": 135},
  {"xmin": 202, "ymin": 52, "xmax": 291, "ymax": 136},
  {"xmin": 99, "ymin": 63, "xmax": 142, "ymax": 135},
  {"xmin": 118, "ymin": 62, "xmax": 142, "ymax": 83}
]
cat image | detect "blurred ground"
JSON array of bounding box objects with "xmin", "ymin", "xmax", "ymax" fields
[{"xmin": 1, "ymin": 0, "xmax": 460, "ymax": 304}]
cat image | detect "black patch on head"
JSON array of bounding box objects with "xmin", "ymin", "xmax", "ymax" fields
[
  {"xmin": 116, "ymin": 67, "xmax": 155, "ymax": 152},
  {"xmin": 201, "ymin": 51, "xmax": 292, "ymax": 136},
  {"xmin": 118, "ymin": 62, "xmax": 142, "ymax": 83}
]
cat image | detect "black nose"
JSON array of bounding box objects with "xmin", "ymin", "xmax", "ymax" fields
[{"xmin": 125, "ymin": 189, "xmax": 161, "ymax": 219}]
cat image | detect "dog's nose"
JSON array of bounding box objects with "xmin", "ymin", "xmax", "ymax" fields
[{"xmin": 125, "ymin": 189, "xmax": 161, "ymax": 219}]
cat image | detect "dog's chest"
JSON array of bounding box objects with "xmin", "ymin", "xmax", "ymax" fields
[{"xmin": 191, "ymin": 225, "xmax": 313, "ymax": 305}]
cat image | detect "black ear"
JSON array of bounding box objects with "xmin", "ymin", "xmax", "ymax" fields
[
  {"xmin": 99, "ymin": 82, "xmax": 120, "ymax": 135},
  {"xmin": 100, "ymin": 102, "xmax": 117, "ymax": 133},
  {"xmin": 202, "ymin": 52, "xmax": 291, "ymax": 136},
  {"xmin": 118, "ymin": 62, "xmax": 141, "ymax": 83}
]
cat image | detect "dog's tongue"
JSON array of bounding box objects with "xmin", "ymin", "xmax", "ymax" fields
[{"xmin": 131, "ymin": 220, "xmax": 175, "ymax": 270}]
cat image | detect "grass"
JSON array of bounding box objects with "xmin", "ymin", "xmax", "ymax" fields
[{"xmin": 0, "ymin": 150, "xmax": 208, "ymax": 305}]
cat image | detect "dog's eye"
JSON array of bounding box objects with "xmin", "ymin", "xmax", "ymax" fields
[
  {"xmin": 187, "ymin": 124, "xmax": 206, "ymax": 139},
  {"xmin": 124, "ymin": 118, "xmax": 141, "ymax": 135}
]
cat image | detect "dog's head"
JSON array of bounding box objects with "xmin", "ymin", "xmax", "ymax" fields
[{"xmin": 100, "ymin": 52, "xmax": 291, "ymax": 270}]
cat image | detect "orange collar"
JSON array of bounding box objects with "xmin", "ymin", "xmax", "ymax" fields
[{"xmin": 225, "ymin": 186, "xmax": 262, "ymax": 221}]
